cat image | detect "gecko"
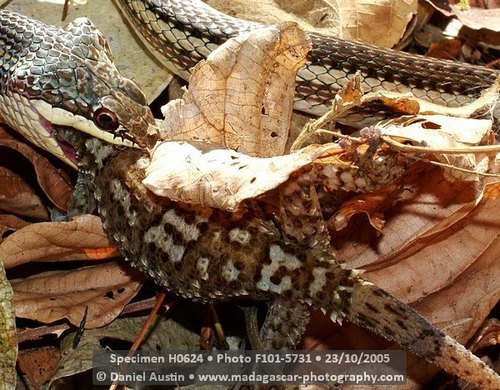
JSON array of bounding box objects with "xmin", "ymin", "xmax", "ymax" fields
[{"xmin": 0, "ymin": 7, "xmax": 498, "ymax": 388}]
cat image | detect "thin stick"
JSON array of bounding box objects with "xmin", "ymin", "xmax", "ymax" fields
[
  {"xmin": 381, "ymin": 135, "xmax": 500, "ymax": 154},
  {"xmin": 405, "ymin": 155, "xmax": 500, "ymax": 178},
  {"xmin": 109, "ymin": 291, "xmax": 168, "ymax": 390}
]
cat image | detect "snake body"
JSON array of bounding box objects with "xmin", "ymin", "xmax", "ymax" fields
[
  {"xmin": 117, "ymin": 0, "xmax": 498, "ymax": 116},
  {"xmin": 0, "ymin": 0, "xmax": 497, "ymax": 165},
  {"xmin": 0, "ymin": 4, "xmax": 499, "ymax": 389}
]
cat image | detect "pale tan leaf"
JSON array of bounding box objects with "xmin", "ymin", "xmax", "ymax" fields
[
  {"xmin": 382, "ymin": 115, "xmax": 491, "ymax": 146},
  {"xmin": 11, "ymin": 261, "xmax": 144, "ymax": 328},
  {"xmin": 339, "ymin": 0, "xmax": 418, "ymax": 47},
  {"xmin": 0, "ymin": 258, "xmax": 17, "ymax": 389},
  {"xmin": 0, "ymin": 215, "xmax": 117, "ymax": 269},
  {"xmin": 381, "ymin": 114, "xmax": 496, "ymax": 180},
  {"xmin": 144, "ymin": 141, "xmax": 334, "ymax": 211},
  {"xmin": 207, "ymin": 0, "xmax": 342, "ymax": 37},
  {"xmin": 208, "ymin": 0, "xmax": 418, "ymax": 47},
  {"xmin": 159, "ymin": 23, "xmax": 311, "ymax": 157}
]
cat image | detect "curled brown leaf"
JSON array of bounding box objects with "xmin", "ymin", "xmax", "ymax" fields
[
  {"xmin": 11, "ymin": 261, "xmax": 144, "ymax": 328},
  {"xmin": 1, "ymin": 215, "xmax": 117, "ymax": 269}
]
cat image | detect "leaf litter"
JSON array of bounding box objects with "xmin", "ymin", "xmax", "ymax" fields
[{"xmin": 0, "ymin": 7, "xmax": 498, "ymax": 388}]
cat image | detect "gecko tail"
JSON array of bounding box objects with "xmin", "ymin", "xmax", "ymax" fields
[{"xmin": 343, "ymin": 280, "xmax": 500, "ymax": 389}]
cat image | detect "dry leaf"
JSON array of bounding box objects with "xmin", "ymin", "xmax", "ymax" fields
[
  {"xmin": 381, "ymin": 114, "xmax": 496, "ymax": 180},
  {"xmin": 329, "ymin": 185, "xmax": 398, "ymax": 233},
  {"xmin": 335, "ymin": 171, "xmax": 499, "ymax": 343},
  {"xmin": 382, "ymin": 115, "xmax": 491, "ymax": 146},
  {"xmin": 50, "ymin": 312, "xmax": 200, "ymax": 386},
  {"xmin": 0, "ymin": 214, "xmax": 30, "ymax": 244},
  {"xmin": 426, "ymin": 37, "xmax": 462, "ymax": 60},
  {"xmin": 0, "ymin": 127, "xmax": 73, "ymax": 212},
  {"xmin": 0, "ymin": 166, "xmax": 48, "ymax": 220},
  {"xmin": 468, "ymin": 319, "xmax": 500, "ymax": 352},
  {"xmin": 208, "ymin": 0, "xmax": 418, "ymax": 47},
  {"xmin": 159, "ymin": 23, "xmax": 311, "ymax": 157},
  {"xmin": 0, "ymin": 215, "xmax": 117, "ymax": 269},
  {"xmin": 0, "ymin": 259, "xmax": 17, "ymax": 389},
  {"xmin": 425, "ymin": 0, "xmax": 500, "ymax": 32},
  {"xmin": 17, "ymin": 346, "xmax": 60, "ymax": 388},
  {"xmin": 144, "ymin": 141, "xmax": 333, "ymax": 211},
  {"xmin": 207, "ymin": 0, "xmax": 342, "ymax": 37},
  {"xmin": 339, "ymin": 0, "xmax": 418, "ymax": 47},
  {"xmin": 11, "ymin": 261, "xmax": 144, "ymax": 328}
]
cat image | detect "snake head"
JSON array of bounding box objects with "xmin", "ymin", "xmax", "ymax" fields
[{"xmin": 4, "ymin": 12, "xmax": 157, "ymax": 167}]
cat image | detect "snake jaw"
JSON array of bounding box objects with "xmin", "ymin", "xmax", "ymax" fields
[{"xmin": 32, "ymin": 99, "xmax": 139, "ymax": 148}]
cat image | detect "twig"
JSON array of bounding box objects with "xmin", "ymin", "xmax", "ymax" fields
[
  {"xmin": 109, "ymin": 291, "xmax": 169, "ymax": 390},
  {"xmin": 17, "ymin": 296, "xmax": 166, "ymax": 343},
  {"xmin": 381, "ymin": 135, "xmax": 500, "ymax": 154},
  {"xmin": 405, "ymin": 154, "xmax": 500, "ymax": 178},
  {"xmin": 17, "ymin": 323, "xmax": 70, "ymax": 343},
  {"xmin": 314, "ymin": 129, "xmax": 363, "ymax": 143}
]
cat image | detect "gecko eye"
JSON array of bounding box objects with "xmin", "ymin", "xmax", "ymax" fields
[{"xmin": 94, "ymin": 108, "xmax": 119, "ymax": 131}]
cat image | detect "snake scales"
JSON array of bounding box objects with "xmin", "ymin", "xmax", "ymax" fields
[
  {"xmin": 0, "ymin": 2, "xmax": 499, "ymax": 388},
  {"xmin": 0, "ymin": 0, "xmax": 497, "ymax": 165},
  {"xmin": 117, "ymin": 0, "xmax": 498, "ymax": 116}
]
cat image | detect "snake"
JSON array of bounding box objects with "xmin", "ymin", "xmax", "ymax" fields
[
  {"xmin": 0, "ymin": 0, "xmax": 498, "ymax": 166},
  {"xmin": 1, "ymin": 4, "xmax": 500, "ymax": 388},
  {"xmin": 115, "ymin": 0, "xmax": 498, "ymax": 116}
]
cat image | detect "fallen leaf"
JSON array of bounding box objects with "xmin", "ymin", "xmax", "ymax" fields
[
  {"xmin": 0, "ymin": 127, "xmax": 73, "ymax": 212},
  {"xmin": 208, "ymin": 0, "xmax": 418, "ymax": 47},
  {"xmin": 0, "ymin": 214, "xmax": 30, "ymax": 244},
  {"xmin": 339, "ymin": 0, "xmax": 418, "ymax": 47},
  {"xmin": 380, "ymin": 114, "xmax": 496, "ymax": 180},
  {"xmin": 328, "ymin": 185, "xmax": 398, "ymax": 232},
  {"xmin": 0, "ymin": 215, "xmax": 117, "ymax": 269},
  {"xmin": 17, "ymin": 346, "xmax": 60, "ymax": 388},
  {"xmin": 11, "ymin": 261, "xmax": 144, "ymax": 328},
  {"xmin": 144, "ymin": 141, "xmax": 333, "ymax": 211},
  {"xmin": 0, "ymin": 258, "xmax": 17, "ymax": 389},
  {"xmin": 49, "ymin": 310, "xmax": 201, "ymax": 387},
  {"xmin": 426, "ymin": 37, "xmax": 462, "ymax": 60},
  {"xmin": 207, "ymin": 0, "xmax": 343, "ymax": 37},
  {"xmin": 425, "ymin": 0, "xmax": 500, "ymax": 32},
  {"xmin": 0, "ymin": 166, "xmax": 48, "ymax": 221},
  {"xmin": 159, "ymin": 22, "xmax": 311, "ymax": 157},
  {"xmin": 335, "ymin": 170, "xmax": 499, "ymax": 343},
  {"xmin": 468, "ymin": 319, "xmax": 500, "ymax": 352}
]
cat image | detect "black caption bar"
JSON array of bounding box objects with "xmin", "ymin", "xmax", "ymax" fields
[{"xmin": 93, "ymin": 350, "xmax": 407, "ymax": 385}]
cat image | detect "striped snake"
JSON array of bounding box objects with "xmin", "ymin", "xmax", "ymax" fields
[
  {"xmin": 116, "ymin": 0, "xmax": 498, "ymax": 116},
  {"xmin": 1, "ymin": 4, "xmax": 499, "ymax": 388},
  {"xmin": 0, "ymin": 0, "xmax": 498, "ymax": 166}
]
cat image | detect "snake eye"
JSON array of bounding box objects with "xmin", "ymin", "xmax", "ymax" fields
[{"xmin": 93, "ymin": 108, "xmax": 119, "ymax": 131}]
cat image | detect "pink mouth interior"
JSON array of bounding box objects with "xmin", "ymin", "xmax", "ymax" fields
[{"xmin": 38, "ymin": 115, "xmax": 78, "ymax": 167}]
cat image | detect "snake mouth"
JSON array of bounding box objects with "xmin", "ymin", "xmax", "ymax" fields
[
  {"xmin": 30, "ymin": 109, "xmax": 79, "ymax": 168},
  {"xmin": 51, "ymin": 126, "xmax": 78, "ymax": 166},
  {"xmin": 31, "ymin": 100, "xmax": 139, "ymax": 167}
]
